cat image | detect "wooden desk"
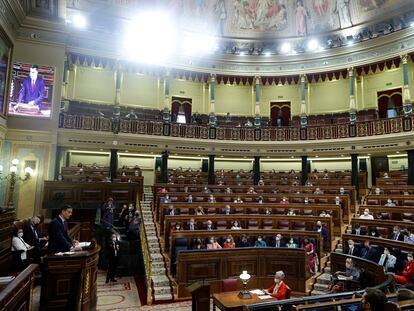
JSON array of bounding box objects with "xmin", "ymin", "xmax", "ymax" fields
[
  {"xmin": 213, "ymin": 291, "xmax": 277, "ymax": 311},
  {"xmin": 40, "ymin": 245, "xmax": 100, "ymax": 311}
]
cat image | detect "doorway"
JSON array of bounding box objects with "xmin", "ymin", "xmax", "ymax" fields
[
  {"xmin": 171, "ymin": 97, "xmax": 192, "ymax": 124},
  {"xmin": 377, "ymin": 88, "xmax": 402, "ymax": 119},
  {"xmin": 270, "ymin": 102, "xmax": 291, "ymax": 126}
]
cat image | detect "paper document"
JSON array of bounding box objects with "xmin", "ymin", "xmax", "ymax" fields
[
  {"xmin": 78, "ymin": 242, "xmax": 91, "ymax": 248},
  {"xmin": 258, "ymin": 295, "xmax": 273, "ymax": 300},
  {"xmin": 0, "ymin": 276, "xmax": 15, "ymax": 285},
  {"xmin": 250, "ymin": 289, "xmax": 266, "ymax": 295},
  {"xmin": 337, "ymin": 275, "xmax": 348, "ymax": 280}
]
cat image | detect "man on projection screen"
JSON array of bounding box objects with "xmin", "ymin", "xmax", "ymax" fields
[{"xmin": 15, "ymin": 64, "xmax": 45, "ymax": 113}]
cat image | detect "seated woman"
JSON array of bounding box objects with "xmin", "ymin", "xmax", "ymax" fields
[
  {"xmin": 254, "ymin": 235, "xmax": 267, "ymax": 247},
  {"xmin": 195, "ymin": 206, "xmax": 205, "ymax": 215},
  {"xmin": 394, "ymin": 252, "xmax": 414, "ymax": 284},
  {"xmin": 265, "ymin": 271, "xmax": 289, "ymax": 300},
  {"xmin": 192, "ymin": 238, "xmax": 206, "ymax": 250},
  {"xmin": 231, "ymin": 220, "xmax": 242, "ymax": 230},
  {"xmin": 12, "ymin": 228, "xmax": 34, "ymax": 271},
  {"xmin": 286, "ymin": 238, "xmax": 298, "ymax": 248},
  {"xmin": 223, "ymin": 235, "xmax": 236, "ymax": 248},
  {"xmin": 207, "ymin": 237, "xmax": 222, "ymax": 249}
]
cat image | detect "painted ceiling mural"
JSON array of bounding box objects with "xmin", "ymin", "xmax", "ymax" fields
[
  {"xmin": 67, "ymin": 0, "xmax": 412, "ymax": 39},
  {"xmin": 169, "ymin": 0, "xmax": 408, "ymax": 38}
]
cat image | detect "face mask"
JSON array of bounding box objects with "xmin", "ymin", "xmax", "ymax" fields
[
  {"xmin": 210, "ymin": 239, "xmax": 214, "ymax": 243},
  {"xmin": 227, "ymin": 239, "xmax": 231, "ymax": 242},
  {"xmin": 112, "ymin": 237, "xmax": 117, "ymax": 242},
  {"xmin": 345, "ymin": 263, "xmax": 351, "ymax": 269},
  {"xmin": 190, "ymin": 222, "xmax": 194, "ymax": 225},
  {"xmin": 394, "ymin": 230, "xmax": 399, "ymax": 234},
  {"xmin": 349, "ymin": 244, "xmax": 353, "ymax": 248},
  {"xmin": 290, "ymin": 240, "xmax": 294, "ymax": 244},
  {"xmin": 176, "ymin": 226, "xmax": 180, "ymax": 230},
  {"xmin": 274, "ymin": 278, "xmax": 279, "ymax": 283},
  {"xmin": 18, "ymin": 232, "xmax": 23, "ymax": 238},
  {"xmin": 304, "ymin": 200, "xmax": 308, "ymax": 203},
  {"xmin": 371, "ymin": 232, "xmax": 376, "ymax": 236},
  {"xmin": 234, "ymin": 223, "xmax": 238, "ymax": 227},
  {"xmin": 364, "ymin": 212, "xmax": 369, "ymax": 216},
  {"xmin": 258, "ymin": 238, "xmax": 262, "ymax": 241},
  {"xmin": 408, "ymin": 256, "xmax": 413, "ymax": 262}
]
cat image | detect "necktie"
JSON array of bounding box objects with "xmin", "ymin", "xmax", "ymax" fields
[
  {"xmin": 33, "ymin": 227, "xmax": 38, "ymax": 239},
  {"xmin": 395, "ymin": 233, "xmax": 399, "ymax": 241},
  {"xmin": 31, "ymin": 81, "xmax": 35, "ymax": 92},
  {"xmin": 349, "ymin": 248, "xmax": 353, "ymax": 255}
]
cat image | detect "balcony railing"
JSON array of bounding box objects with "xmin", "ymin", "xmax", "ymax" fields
[{"xmin": 58, "ymin": 113, "xmax": 413, "ymax": 141}]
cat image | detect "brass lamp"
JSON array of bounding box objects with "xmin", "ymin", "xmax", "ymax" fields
[
  {"xmin": 238, "ymin": 270, "xmax": 252, "ymax": 299},
  {"xmin": 0, "ymin": 159, "xmax": 33, "ymax": 209}
]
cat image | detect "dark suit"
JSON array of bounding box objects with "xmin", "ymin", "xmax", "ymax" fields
[
  {"xmin": 48, "ymin": 216, "xmax": 72, "ymax": 253},
  {"xmin": 106, "ymin": 240, "xmax": 120, "ymax": 282},
  {"xmin": 390, "ymin": 232, "xmax": 405, "ymax": 241},
  {"xmin": 272, "ymin": 238, "xmax": 286, "ymax": 248},
  {"xmin": 360, "ymin": 247, "xmax": 378, "ymax": 262},
  {"xmin": 23, "ymin": 225, "xmax": 43, "ymax": 260},
  {"xmin": 352, "ymin": 228, "xmax": 367, "ymax": 236},
  {"xmin": 17, "ymin": 76, "xmax": 45, "ymax": 109},
  {"xmin": 347, "ymin": 246, "xmax": 360, "ymax": 257}
]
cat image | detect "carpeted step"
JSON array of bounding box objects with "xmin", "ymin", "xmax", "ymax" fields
[
  {"xmin": 316, "ymin": 273, "xmax": 332, "ymax": 285},
  {"xmin": 311, "ymin": 289, "xmax": 329, "ymax": 296},
  {"xmin": 152, "ymin": 275, "xmax": 170, "ymax": 287},
  {"xmin": 314, "ymin": 283, "xmax": 330, "ymax": 291},
  {"xmin": 152, "ymin": 267, "xmax": 166, "ymax": 275},
  {"xmin": 324, "ymin": 266, "xmax": 331, "ymax": 274},
  {"xmin": 150, "ymin": 253, "xmax": 164, "ymax": 261},
  {"xmin": 151, "ymin": 261, "xmax": 165, "ymax": 269},
  {"xmin": 153, "ymin": 292, "xmax": 173, "ymax": 301}
]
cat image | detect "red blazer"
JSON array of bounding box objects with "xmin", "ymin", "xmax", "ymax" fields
[
  {"xmin": 267, "ymin": 281, "xmax": 288, "ymax": 300},
  {"xmin": 402, "ymin": 261, "xmax": 414, "ymax": 279}
]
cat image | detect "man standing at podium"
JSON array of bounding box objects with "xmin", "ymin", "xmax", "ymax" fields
[{"xmin": 48, "ymin": 205, "xmax": 78, "ymax": 253}]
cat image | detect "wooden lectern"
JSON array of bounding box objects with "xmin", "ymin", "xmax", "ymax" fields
[
  {"xmin": 40, "ymin": 245, "xmax": 100, "ymax": 311},
  {"xmin": 186, "ymin": 281, "xmax": 210, "ymax": 311}
]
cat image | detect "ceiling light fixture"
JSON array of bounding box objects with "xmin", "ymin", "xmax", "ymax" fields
[
  {"xmin": 72, "ymin": 14, "xmax": 87, "ymax": 29},
  {"xmin": 281, "ymin": 42, "xmax": 291, "ymax": 54},
  {"xmin": 307, "ymin": 39, "xmax": 319, "ymax": 51}
]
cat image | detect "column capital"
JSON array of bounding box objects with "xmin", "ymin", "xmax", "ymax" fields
[
  {"xmin": 300, "ymin": 74, "xmax": 306, "ymax": 82},
  {"xmin": 255, "ymin": 76, "xmax": 261, "ymax": 85},
  {"xmin": 401, "ymin": 54, "xmax": 409, "ymax": 64},
  {"xmin": 210, "ymin": 73, "xmax": 216, "ymax": 83},
  {"xmin": 348, "ymin": 67, "xmax": 354, "ymax": 76}
]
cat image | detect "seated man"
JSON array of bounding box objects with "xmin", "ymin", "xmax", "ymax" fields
[
  {"xmin": 378, "ymin": 247, "xmax": 397, "ymax": 273},
  {"xmin": 360, "ymin": 240, "xmax": 379, "ymax": 262},
  {"xmin": 237, "ymin": 234, "xmax": 250, "ymax": 247},
  {"xmin": 347, "ymin": 239, "xmax": 360, "ymax": 257},
  {"xmin": 223, "ymin": 205, "xmax": 232, "ymax": 215},
  {"xmin": 384, "ymin": 198, "xmax": 396, "ymax": 207},
  {"xmin": 359, "ymin": 208, "xmax": 374, "ymax": 220},
  {"xmin": 314, "ymin": 188, "xmax": 324, "ymax": 195},
  {"xmin": 313, "ymin": 221, "xmax": 328, "ymax": 241},
  {"xmin": 390, "ymin": 226, "xmax": 404, "ymax": 241},
  {"xmin": 265, "ymin": 271, "xmax": 289, "ymax": 300},
  {"xmin": 361, "ymin": 288, "xmax": 387, "ymax": 311},
  {"xmin": 352, "ymin": 223, "xmax": 367, "ymax": 235},
  {"xmin": 331, "ymin": 257, "xmax": 360, "ymax": 291},
  {"xmin": 273, "ymin": 234, "xmax": 285, "ymax": 248}
]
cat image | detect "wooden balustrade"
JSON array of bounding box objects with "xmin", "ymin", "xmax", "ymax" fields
[
  {"xmin": 59, "ymin": 112, "xmax": 412, "ymax": 141},
  {"xmin": 164, "ymin": 215, "xmax": 333, "ymax": 251}
]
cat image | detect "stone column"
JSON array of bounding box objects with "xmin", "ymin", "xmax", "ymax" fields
[
  {"xmin": 351, "ymin": 154, "xmax": 359, "ymax": 198},
  {"xmin": 408, "ymin": 150, "xmax": 414, "ymax": 185},
  {"xmin": 300, "ymin": 74, "xmax": 307, "ymax": 127},
  {"xmin": 301, "ymin": 156, "xmax": 308, "ymax": 185},
  {"xmin": 254, "ymin": 76, "xmax": 261, "ymax": 127},
  {"xmin": 161, "ymin": 150, "xmax": 169, "ymax": 183},
  {"xmin": 349, "ymin": 67, "xmax": 357, "ymax": 124},
  {"xmin": 112, "ymin": 69, "xmax": 122, "ymax": 133},
  {"xmin": 208, "ymin": 154, "xmax": 215, "ymax": 185},
  {"xmin": 209, "ymin": 74, "xmax": 217, "ymax": 126},
  {"xmin": 163, "ymin": 71, "xmax": 171, "ymax": 122},
  {"xmin": 402, "ymin": 55, "xmax": 412, "ymax": 116},
  {"xmin": 253, "ymin": 156, "xmax": 261, "ymax": 185},
  {"xmin": 54, "ymin": 146, "xmax": 62, "ymax": 180},
  {"xmin": 110, "ymin": 149, "xmax": 118, "ymax": 181}
]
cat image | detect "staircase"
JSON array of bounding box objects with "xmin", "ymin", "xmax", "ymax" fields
[
  {"xmin": 140, "ymin": 187, "xmax": 173, "ymax": 303},
  {"xmin": 311, "ymin": 262, "xmax": 332, "ymax": 295}
]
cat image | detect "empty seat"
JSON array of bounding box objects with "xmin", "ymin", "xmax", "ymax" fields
[
  {"xmin": 234, "ymin": 208, "xmax": 244, "ymax": 214},
  {"xmin": 318, "ymin": 198, "xmax": 328, "ymax": 204},
  {"xmin": 277, "ymin": 221, "xmax": 289, "ymax": 230},
  {"xmin": 248, "ymin": 207, "xmax": 259, "ymax": 214},
  {"xmin": 216, "ymin": 221, "xmax": 228, "ymax": 230},
  {"xmin": 403, "ymin": 200, "xmax": 414, "ymax": 206},
  {"xmin": 275, "ymin": 208, "xmax": 285, "ymax": 215},
  {"xmin": 262, "ymin": 220, "xmax": 273, "ymax": 229},
  {"xmin": 303, "ymin": 209, "xmax": 313, "ymax": 216},
  {"xmin": 294, "ymin": 221, "xmax": 306, "ymax": 231},
  {"xmin": 207, "ymin": 208, "xmax": 217, "ymax": 214},
  {"xmin": 179, "ymin": 208, "xmax": 189, "ymax": 215},
  {"xmin": 376, "ymin": 227, "xmax": 389, "ymax": 238},
  {"xmin": 367, "ymin": 199, "xmax": 379, "ymax": 205},
  {"xmin": 222, "ymin": 279, "xmax": 238, "ymax": 292},
  {"xmin": 248, "ymin": 220, "xmax": 259, "ymax": 229}
]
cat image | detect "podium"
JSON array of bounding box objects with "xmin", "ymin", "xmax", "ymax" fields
[
  {"xmin": 186, "ymin": 281, "xmax": 210, "ymax": 311},
  {"xmin": 40, "ymin": 245, "xmax": 100, "ymax": 311}
]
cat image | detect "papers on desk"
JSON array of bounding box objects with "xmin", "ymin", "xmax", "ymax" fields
[
  {"xmin": 0, "ymin": 276, "xmax": 15, "ymax": 285},
  {"xmin": 250, "ymin": 289, "xmax": 266, "ymax": 295},
  {"xmin": 55, "ymin": 251, "xmax": 75, "ymax": 256},
  {"xmin": 78, "ymin": 242, "xmax": 91, "ymax": 248},
  {"xmin": 337, "ymin": 275, "xmax": 348, "ymax": 280},
  {"xmin": 257, "ymin": 295, "xmax": 273, "ymax": 300}
]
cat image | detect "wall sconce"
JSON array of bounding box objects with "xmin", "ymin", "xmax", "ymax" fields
[
  {"xmin": 238, "ymin": 270, "xmax": 252, "ymax": 299},
  {"xmin": 0, "ymin": 159, "xmax": 34, "ymax": 209}
]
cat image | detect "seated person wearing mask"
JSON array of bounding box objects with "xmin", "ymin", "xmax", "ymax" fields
[
  {"xmin": 265, "ymin": 271, "xmax": 289, "ymax": 300},
  {"xmin": 394, "ymin": 252, "xmax": 414, "ymax": 284},
  {"xmin": 331, "ymin": 257, "xmax": 360, "ymax": 291},
  {"xmin": 207, "ymin": 237, "xmax": 222, "ymax": 249},
  {"xmin": 12, "ymin": 228, "xmax": 34, "ymax": 270},
  {"xmin": 378, "ymin": 247, "xmax": 397, "ymax": 273},
  {"xmin": 359, "ymin": 208, "xmax": 374, "ymax": 220},
  {"xmin": 254, "ymin": 235, "xmax": 267, "ymax": 247},
  {"xmin": 237, "ymin": 234, "xmax": 250, "ymax": 247}
]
